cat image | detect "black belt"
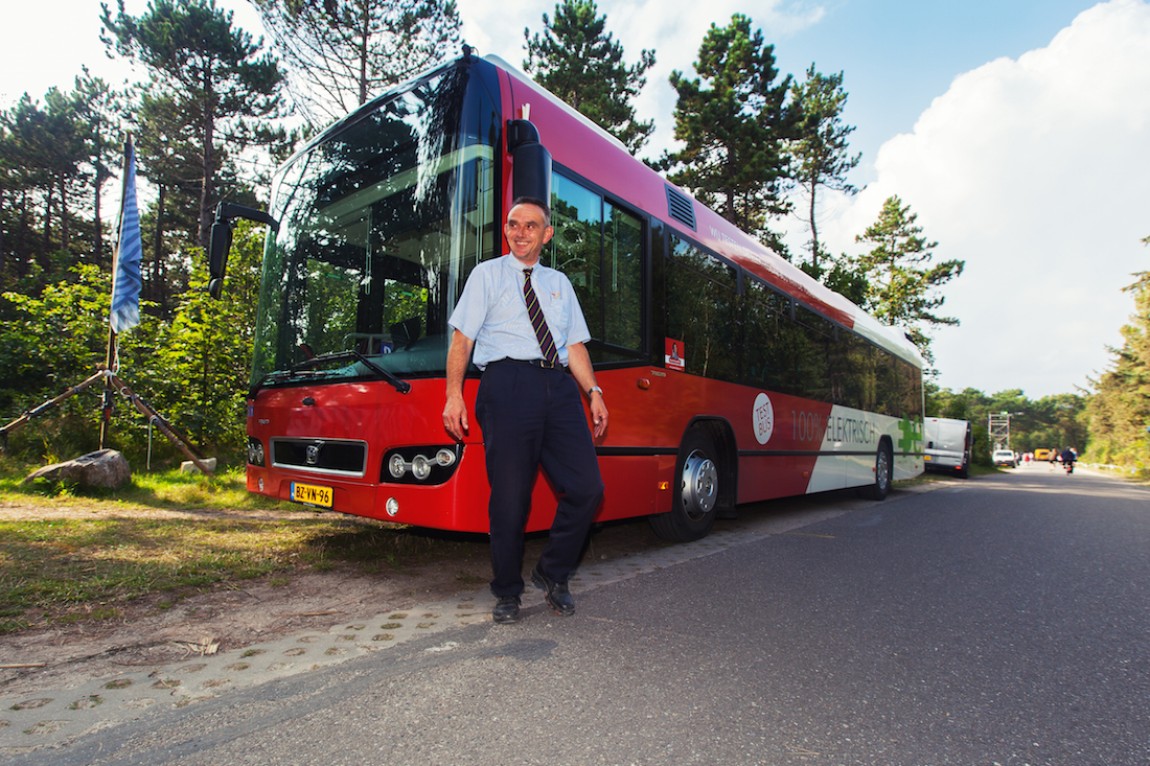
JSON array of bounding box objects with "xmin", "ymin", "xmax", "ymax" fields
[{"xmin": 488, "ymin": 358, "xmax": 566, "ymax": 370}]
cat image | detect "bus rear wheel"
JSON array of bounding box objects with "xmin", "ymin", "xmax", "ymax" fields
[
  {"xmin": 859, "ymin": 439, "xmax": 893, "ymax": 500},
  {"xmin": 650, "ymin": 428, "xmax": 720, "ymax": 542}
]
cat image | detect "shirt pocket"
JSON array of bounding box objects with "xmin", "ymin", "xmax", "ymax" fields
[
  {"xmin": 488, "ymin": 283, "xmax": 525, "ymax": 324},
  {"xmin": 540, "ymin": 290, "xmax": 568, "ymax": 333}
]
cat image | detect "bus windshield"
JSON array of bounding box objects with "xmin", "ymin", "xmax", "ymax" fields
[{"xmin": 251, "ymin": 62, "xmax": 496, "ymax": 388}]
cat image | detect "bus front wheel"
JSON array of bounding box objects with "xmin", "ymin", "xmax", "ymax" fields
[{"xmin": 650, "ymin": 428, "xmax": 720, "ymax": 542}]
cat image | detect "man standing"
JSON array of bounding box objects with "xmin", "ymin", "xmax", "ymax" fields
[{"xmin": 443, "ymin": 197, "xmax": 608, "ymax": 624}]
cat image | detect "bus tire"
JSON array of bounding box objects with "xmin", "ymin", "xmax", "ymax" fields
[
  {"xmin": 859, "ymin": 439, "xmax": 893, "ymax": 500},
  {"xmin": 649, "ymin": 427, "xmax": 720, "ymax": 542}
]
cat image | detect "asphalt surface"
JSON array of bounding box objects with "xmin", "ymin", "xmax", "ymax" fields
[{"xmin": 5, "ymin": 464, "xmax": 1149, "ymax": 765}]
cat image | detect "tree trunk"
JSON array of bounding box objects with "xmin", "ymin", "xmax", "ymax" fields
[
  {"xmin": 358, "ymin": 4, "xmax": 370, "ymax": 106},
  {"xmin": 93, "ymin": 158, "xmax": 106, "ymax": 267},
  {"xmin": 198, "ymin": 72, "xmax": 217, "ymax": 251},
  {"xmin": 16, "ymin": 190, "xmax": 30, "ymax": 278},
  {"xmin": 41, "ymin": 185, "xmax": 53, "ymax": 270},
  {"xmin": 152, "ymin": 184, "xmax": 167, "ymax": 316},
  {"xmin": 59, "ymin": 175, "xmax": 70, "ymax": 251},
  {"xmin": 808, "ymin": 177, "xmax": 819, "ymax": 270}
]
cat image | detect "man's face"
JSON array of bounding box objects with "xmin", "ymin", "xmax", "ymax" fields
[{"xmin": 504, "ymin": 203, "xmax": 553, "ymax": 264}]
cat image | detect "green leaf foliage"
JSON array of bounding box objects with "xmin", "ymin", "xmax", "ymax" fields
[
  {"xmin": 1084, "ymin": 240, "xmax": 1150, "ymax": 470},
  {"xmin": 0, "ymin": 221, "xmax": 264, "ymax": 467}
]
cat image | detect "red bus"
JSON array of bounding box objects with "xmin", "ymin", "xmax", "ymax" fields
[{"xmin": 209, "ymin": 48, "xmax": 924, "ymax": 542}]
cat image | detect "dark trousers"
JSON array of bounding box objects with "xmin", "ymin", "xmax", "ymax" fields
[{"xmin": 475, "ymin": 361, "xmax": 604, "ymax": 598}]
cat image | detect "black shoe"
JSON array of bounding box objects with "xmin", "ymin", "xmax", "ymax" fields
[
  {"xmin": 492, "ymin": 595, "xmax": 520, "ymax": 624},
  {"xmin": 531, "ymin": 565, "xmax": 575, "ymax": 616}
]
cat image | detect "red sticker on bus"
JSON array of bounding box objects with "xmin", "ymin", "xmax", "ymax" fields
[{"xmin": 665, "ymin": 338, "xmax": 685, "ymax": 371}]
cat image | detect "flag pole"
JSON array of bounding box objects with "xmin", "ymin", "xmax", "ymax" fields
[
  {"xmin": 98, "ymin": 319, "xmax": 116, "ymax": 448},
  {"xmin": 100, "ymin": 135, "xmax": 136, "ymax": 449}
]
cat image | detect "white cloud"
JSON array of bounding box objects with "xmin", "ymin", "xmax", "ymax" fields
[{"xmin": 816, "ymin": 0, "xmax": 1150, "ymax": 398}]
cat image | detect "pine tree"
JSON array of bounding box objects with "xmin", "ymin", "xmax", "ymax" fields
[
  {"xmin": 790, "ymin": 64, "xmax": 860, "ymax": 271},
  {"xmin": 0, "ymin": 90, "xmax": 87, "ymax": 280},
  {"xmin": 663, "ymin": 14, "xmax": 796, "ymax": 249},
  {"xmin": 523, "ymin": 0, "xmax": 655, "ymax": 154},
  {"xmin": 72, "ymin": 70, "xmax": 124, "ymax": 270},
  {"xmin": 252, "ymin": 0, "xmax": 461, "ymax": 128},
  {"xmin": 102, "ymin": 0, "xmax": 285, "ymax": 249},
  {"xmin": 854, "ymin": 195, "xmax": 964, "ymax": 365}
]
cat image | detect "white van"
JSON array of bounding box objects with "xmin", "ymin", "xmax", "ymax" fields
[{"xmin": 923, "ymin": 417, "xmax": 972, "ymax": 478}]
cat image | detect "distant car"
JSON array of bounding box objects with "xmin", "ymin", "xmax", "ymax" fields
[
  {"xmin": 993, "ymin": 449, "xmax": 1017, "ymax": 468},
  {"xmin": 1034, "ymin": 448, "xmax": 1053, "ymax": 461}
]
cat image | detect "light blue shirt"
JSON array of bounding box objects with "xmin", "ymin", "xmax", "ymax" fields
[{"xmin": 449, "ymin": 254, "xmax": 591, "ymax": 369}]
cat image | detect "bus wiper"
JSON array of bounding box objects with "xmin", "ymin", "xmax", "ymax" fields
[
  {"xmin": 292, "ymin": 350, "xmax": 412, "ymax": 394},
  {"xmin": 350, "ymin": 350, "xmax": 412, "ymax": 394},
  {"xmin": 250, "ymin": 351, "xmax": 412, "ymax": 396}
]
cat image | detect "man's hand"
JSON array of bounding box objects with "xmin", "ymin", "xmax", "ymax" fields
[
  {"xmin": 443, "ymin": 394, "xmax": 469, "ymax": 441},
  {"xmin": 567, "ymin": 342, "xmax": 608, "ymax": 440},
  {"xmin": 443, "ymin": 329, "xmax": 474, "ymax": 441},
  {"xmin": 589, "ymin": 394, "xmax": 608, "ymax": 440}
]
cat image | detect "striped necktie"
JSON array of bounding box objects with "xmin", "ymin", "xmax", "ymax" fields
[{"xmin": 523, "ymin": 268, "xmax": 560, "ymax": 365}]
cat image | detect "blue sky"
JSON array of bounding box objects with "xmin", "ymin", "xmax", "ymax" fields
[
  {"xmin": 767, "ymin": 0, "xmax": 1102, "ymax": 182},
  {"xmin": 4, "ymin": 1, "xmax": 1149, "ymax": 400}
]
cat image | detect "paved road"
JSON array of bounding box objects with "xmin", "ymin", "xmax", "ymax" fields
[{"xmin": 9, "ymin": 466, "xmax": 1150, "ymax": 765}]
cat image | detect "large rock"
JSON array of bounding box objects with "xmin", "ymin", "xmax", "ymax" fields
[{"xmin": 24, "ymin": 449, "xmax": 132, "ymax": 489}]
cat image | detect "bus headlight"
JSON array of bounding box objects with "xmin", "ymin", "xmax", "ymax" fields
[
  {"xmin": 411, "ymin": 454, "xmax": 432, "ymax": 480},
  {"xmin": 247, "ymin": 437, "xmax": 265, "ymax": 466},
  {"xmin": 381, "ymin": 444, "xmax": 463, "ymax": 485}
]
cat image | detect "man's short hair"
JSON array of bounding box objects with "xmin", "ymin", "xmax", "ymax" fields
[{"xmin": 510, "ymin": 196, "xmax": 551, "ymax": 226}]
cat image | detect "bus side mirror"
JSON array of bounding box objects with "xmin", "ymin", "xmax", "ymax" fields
[
  {"xmin": 507, "ymin": 118, "xmax": 552, "ymax": 203},
  {"xmin": 208, "ymin": 217, "xmax": 233, "ymax": 299},
  {"xmin": 207, "ymin": 201, "xmax": 280, "ymax": 299}
]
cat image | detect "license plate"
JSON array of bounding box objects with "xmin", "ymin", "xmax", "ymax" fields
[{"xmin": 291, "ymin": 481, "xmax": 333, "ymax": 508}]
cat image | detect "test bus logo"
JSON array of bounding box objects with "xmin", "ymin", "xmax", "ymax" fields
[{"xmin": 753, "ymin": 393, "xmax": 774, "ymax": 445}]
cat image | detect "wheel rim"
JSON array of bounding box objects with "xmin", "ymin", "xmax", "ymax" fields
[{"xmin": 680, "ymin": 449, "xmax": 718, "ymax": 521}]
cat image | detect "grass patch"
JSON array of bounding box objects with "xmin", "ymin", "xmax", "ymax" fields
[
  {"xmin": 0, "ymin": 462, "xmax": 483, "ymax": 635},
  {"xmin": 3, "ymin": 463, "xmax": 284, "ymax": 512}
]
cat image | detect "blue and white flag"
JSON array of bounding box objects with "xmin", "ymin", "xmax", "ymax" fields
[{"xmin": 109, "ymin": 138, "xmax": 142, "ymax": 334}]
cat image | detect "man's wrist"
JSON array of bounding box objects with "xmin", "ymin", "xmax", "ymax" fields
[{"xmin": 587, "ymin": 385, "xmax": 603, "ymax": 398}]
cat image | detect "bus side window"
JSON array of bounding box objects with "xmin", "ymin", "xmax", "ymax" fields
[
  {"xmin": 549, "ymin": 175, "xmax": 601, "ymax": 293},
  {"xmin": 667, "ymin": 236, "xmax": 738, "ymax": 381},
  {"xmin": 742, "ymin": 278, "xmax": 795, "ymax": 393},
  {"xmin": 548, "ymin": 173, "xmax": 645, "ymax": 360},
  {"xmin": 794, "ymin": 305, "xmax": 833, "ymax": 402},
  {"xmin": 603, "ymin": 202, "xmax": 642, "ymax": 351}
]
